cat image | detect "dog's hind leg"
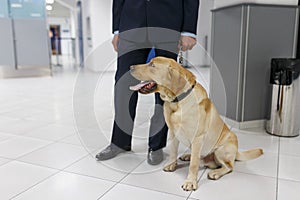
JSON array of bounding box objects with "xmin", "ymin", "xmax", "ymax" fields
[
  {"xmin": 207, "ymin": 144, "xmax": 237, "ymax": 180},
  {"xmin": 179, "ymin": 154, "xmax": 191, "ymax": 161},
  {"xmin": 203, "ymin": 153, "xmax": 218, "ymax": 169}
]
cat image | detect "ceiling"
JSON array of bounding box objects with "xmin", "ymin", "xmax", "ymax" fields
[{"xmin": 46, "ymin": 0, "xmax": 77, "ymax": 18}]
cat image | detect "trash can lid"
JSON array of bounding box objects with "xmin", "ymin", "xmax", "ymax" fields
[{"xmin": 270, "ymin": 58, "xmax": 300, "ymax": 85}]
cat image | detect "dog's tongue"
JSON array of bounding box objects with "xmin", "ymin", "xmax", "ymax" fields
[{"xmin": 129, "ymin": 81, "xmax": 150, "ymax": 91}]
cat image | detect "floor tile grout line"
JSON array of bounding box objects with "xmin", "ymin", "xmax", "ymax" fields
[
  {"xmin": 1, "ymin": 140, "xmax": 57, "ymax": 165},
  {"xmin": 0, "ymin": 117, "xmax": 78, "ymax": 135},
  {"xmin": 276, "ymin": 138, "xmax": 281, "ymax": 200},
  {"xmin": 20, "ymin": 124, "xmax": 77, "ymax": 140},
  {"xmin": 10, "ymin": 142, "xmax": 93, "ymax": 171},
  {"xmin": 96, "ymin": 158, "xmax": 146, "ymax": 200},
  {"xmin": 205, "ymin": 167, "xmax": 277, "ymax": 182},
  {"xmin": 3, "ymin": 139, "xmax": 290, "ymax": 197},
  {"xmin": 185, "ymin": 162, "xmax": 283, "ymax": 199},
  {"xmin": 52, "ymin": 133, "xmax": 84, "ymax": 147},
  {"xmin": 8, "ymin": 146, "xmax": 287, "ymax": 199},
  {"xmin": 239, "ymin": 148, "xmax": 300, "ymax": 158},
  {"xmin": 0, "ymin": 158, "xmax": 13, "ymax": 167},
  {"xmin": 0, "ymin": 137, "xmax": 93, "ymax": 199},
  {"xmin": 0, "ymin": 130, "xmax": 75, "ymax": 145},
  {"xmin": 1, "ymin": 133, "xmax": 88, "ymax": 164},
  {"xmin": 117, "ymin": 181, "xmax": 191, "ymax": 200},
  {"xmin": 0, "ymin": 132, "xmax": 19, "ymax": 138},
  {"xmin": 94, "ymin": 182, "xmax": 120, "ymax": 200},
  {"xmin": 278, "ymin": 177, "xmax": 300, "ymax": 183},
  {"xmin": 62, "ymin": 168, "xmax": 122, "ymax": 183},
  {"xmin": 109, "ymin": 160, "xmax": 205, "ymax": 199},
  {"xmin": 0, "ymin": 121, "xmax": 56, "ymax": 138},
  {"xmin": 9, "ymin": 148, "xmax": 96, "ymax": 200},
  {"xmin": 61, "ymin": 149, "xmax": 222, "ymax": 197},
  {"xmin": 13, "ymin": 138, "xmax": 93, "ymax": 170},
  {"xmin": 56, "ymin": 140, "xmax": 83, "ymax": 147},
  {"xmin": 96, "ymin": 158, "xmax": 195, "ymax": 200},
  {"xmin": 277, "ymin": 152, "xmax": 300, "ymax": 158},
  {"xmin": 29, "ymin": 134, "xmax": 75, "ymax": 144},
  {"xmin": 186, "ymin": 168, "xmax": 208, "ymax": 200},
  {"xmin": 0, "ymin": 155, "xmax": 14, "ymax": 160},
  {"xmin": 8, "ymin": 170, "xmax": 63, "ymax": 199},
  {"xmin": 60, "ymin": 149, "xmax": 151, "ymax": 184},
  {"xmin": 9, "ymin": 159, "xmax": 71, "ymax": 172},
  {"xmin": 0, "ymin": 136, "xmax": 18, "ymax": 144},
  {"xmin": 0, "ymin": 143, "xmax": 88, "ymax": 169},
  {"xmin": 233, "ymin": 170, "xmax": 278, "ymax": 179}
]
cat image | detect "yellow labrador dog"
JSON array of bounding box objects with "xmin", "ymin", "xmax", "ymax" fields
[{"xmin": 130, "ymin": 57, "xmax": 263, "ymax": 191}]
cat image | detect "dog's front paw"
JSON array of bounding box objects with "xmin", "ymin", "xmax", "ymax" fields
[
  {"xmin": 163, "ymin": 161, "xmax": 177, "ymax": 172},
  {"xmin": 182, "ymin": 179, "xmax": 198, "ymax": 191}
]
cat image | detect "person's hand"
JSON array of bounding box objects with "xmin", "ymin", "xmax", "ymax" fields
[
  {"xmin": 112, "ymin": 34, "xmax": 119, "ymax": 52},
  {"xmin": 178, "ymin": 36, "xmax": 197, "ymax": 51}
]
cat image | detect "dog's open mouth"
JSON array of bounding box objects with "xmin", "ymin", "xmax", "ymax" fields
[{"xmin": 129, "ymin": 81, "xmax": 157, "ymax": 94}]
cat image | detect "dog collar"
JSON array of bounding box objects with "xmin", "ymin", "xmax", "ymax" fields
[{"xmin": 171, "ymin": 84, "xmax": 195, "ymax": 103}]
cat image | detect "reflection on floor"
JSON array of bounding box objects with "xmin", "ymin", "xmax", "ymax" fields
[{"xmin": 0, "ymin": 63, "xmax": 299, "ymax": 200}]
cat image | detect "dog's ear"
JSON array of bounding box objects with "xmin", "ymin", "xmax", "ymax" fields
[
  {"xmin": 167, "ymin": 66, "xmax": 173, "ymax": 80},
  {"xmin": 168, "ymin": 66, "xmax": 188, "ymax": 94}
]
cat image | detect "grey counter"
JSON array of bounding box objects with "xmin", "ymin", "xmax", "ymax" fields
[
  {"xmin": 0, "ymin": 18, "xmax": 51, "ymax": 78},
  {"xmin": 210, "ymin": 4, "xmax": 299, "ymax": 124}
]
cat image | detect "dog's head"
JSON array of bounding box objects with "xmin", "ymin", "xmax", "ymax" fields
[{"xmin": 130, "ymin": 56, "xmax": 196, "ymax": 102}]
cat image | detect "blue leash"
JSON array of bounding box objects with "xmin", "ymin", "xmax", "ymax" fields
[{"xmin": 146, "ymin": 47, "xmax": 156, "ymax": 63}]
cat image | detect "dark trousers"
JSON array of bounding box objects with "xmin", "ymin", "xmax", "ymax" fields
[{"xmin": 111, "ymin": 40, "xmax": 178, "ymax": 151}]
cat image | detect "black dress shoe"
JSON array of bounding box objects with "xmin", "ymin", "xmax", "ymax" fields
[
  {"xmin": 147, "ymin": 148, "xmax": 164, "ymax": 165},
  {"xmin": 95, "ymin": 144, "xmax": 130, "ymax": 161}
]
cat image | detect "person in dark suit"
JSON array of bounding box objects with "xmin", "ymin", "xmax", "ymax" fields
[{"xmin": 96, "ymin": 0, "xmax": 200, "ymax": 165}]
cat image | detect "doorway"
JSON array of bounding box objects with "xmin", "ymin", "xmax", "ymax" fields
[{"xmin": 49, "ymin": 25, "xmax": 61, "ymax": 55}]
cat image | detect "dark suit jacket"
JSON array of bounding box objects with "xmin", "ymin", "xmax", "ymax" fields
[{"xmin": 113, "ymin": 0, "xmax": 200, "ymax": 42}]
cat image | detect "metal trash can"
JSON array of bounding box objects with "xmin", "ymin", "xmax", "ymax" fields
[{"xmin": 266, "ymin": 58, "xmax": 300, "ymax": 137}]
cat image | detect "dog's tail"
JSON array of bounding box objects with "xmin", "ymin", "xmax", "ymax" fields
[{"xmin": 235, "ymin": 149, "xmax": 263, "ymax": 161}]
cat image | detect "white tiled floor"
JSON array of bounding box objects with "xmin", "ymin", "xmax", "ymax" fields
[
  {"xmin": 0, "ymin": 63, "xmax": 299, "ymax": 200},
  {"xmin": 191, "ymin": 171, "xmax": 277, "ymax": 200}
]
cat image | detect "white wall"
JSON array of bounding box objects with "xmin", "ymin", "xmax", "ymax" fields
[
  {"xmin": 187, "ymin": 0, "xmax": 215, "ymax": 67},
  {"xmin": 89, "ymin": 0, "xmax": 113, "ymax": 47},
  {"xmin": 81, "ymin": 0, "xmax": 90, "ymax": 58},
  {"xmin": 81, "ymin": 0, "xmax": 116, "ymax": 71},
  {"xmin": 198, "ymin": 0, "xmax": 214, "ymax": 55}
]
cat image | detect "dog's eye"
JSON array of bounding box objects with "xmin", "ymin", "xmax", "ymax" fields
[{"xmin": 149, "ymin": 63, "xmax": 155, "ymax": 68}]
